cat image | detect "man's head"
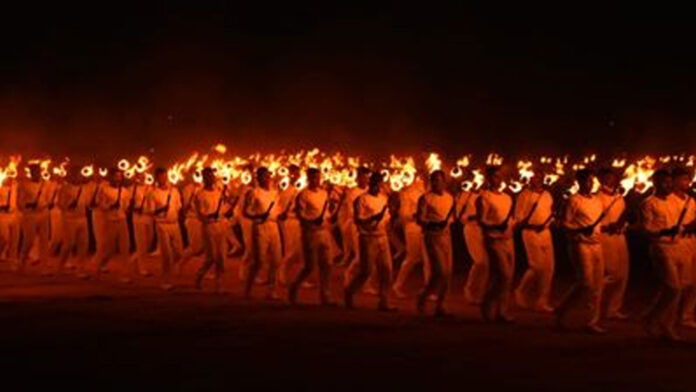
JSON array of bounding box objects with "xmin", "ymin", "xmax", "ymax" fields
[
  {"xmin": 368, "ymin": 171, "xmax": 382, "ymax": 194},
  {"xmin": 256, "ymin": 167, "xmax": 271, "ymax": 188},
  {"xmin": 575, "ymin": 168, "xmax": 595, "ymax": 194},
  {"xmin": 28, "ymin": 164, "xmax": 41, "ymax": 181},
  {"xmin": 598, "ymin": 168, "xmax": 619, "ymax": 192},
  {"xmin": 307, "ymin": 168, "xmax": 321, "ymax": 189},
  {"xmin": 202, "ymin": 167, "xmax": 216, "ymax": 188},
  {"xmin": 653, "ymin": 169, "xmax": 672, "ymax": 195},
  {"xmin": 671, "ymin": 167, "xmax": 691, "ymax": 194},
  {"xmin": 430, "ymin": 170, "xmax": 446, "ymax": 194},
  {"xmin": 155, "ymin": 168, "xmax": 168, "ymax": 187},
  {"xmin": 110, "ymin": 168, "xmax": 124, "ymax": 187},
  {"xmin": 356, "ymin": 167, "xmax": 371, "ymax": 188},
  {"xmin": 288, "ymin": 164, "xmax": 301, "ymax": 182},
  {"xmin": 529, "ymin": 171, "xmax": 543, "ymax": 190},
  {"xmin": 485, "ymin": 166, "xmax": 503, "ymax": 190}
]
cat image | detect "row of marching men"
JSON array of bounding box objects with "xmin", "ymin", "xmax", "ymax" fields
[{"xmin": 1, "ymin": 162, "xmax": 695, "ymax": 340}]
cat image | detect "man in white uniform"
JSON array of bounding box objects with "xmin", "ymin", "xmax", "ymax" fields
[
  {"xmin": 243, "ymin": 167, "xmax": 282, "ymax": 299},
  {"xmin": 277, "ymin": 165, "xmax": 302, "ymax": 286},
  {"xmin": 669, "ymin": 167, "xmax": 696, "ymax": 329},
  {"xmin": 514, "ymin": 172, "xmax": 555, "ymax": 312},
  {"xmin": 93, "ymin": 169, "xmax": 134, "ymax": 283},
  {"xmin": 181, "ymin": 178, "xmax": 204, "ymax": 265},
  {"xmin": 596, "ymin": 168, "xmax": 630, "ymax": 320},
  {"xmin": 345, "ymin": 172, "xmax": 395, "ymax": 311},
  {"xmin": 56, "ymin": 170, "xmax": 90, "ymax": 278},
  {"xmin": 416, "ymin": 170, "xmax": 454, "ymax": 317},
  {"xmin": 461, "ymin": 187, "xmax": 489, "ymax": 305},
  {"xmin": 194, "ymin": 168, "xmax": 228, "ymax": 292},
  {"xmin": 641, "ymin": 169, "xmax": 695, "ymax": 340},
  {"xmin": 145, "ymin": 168, "xmax": 183, "ymax": 290},
  {"xmin": 129, "ymin": 173, "xmax": 153, "ymax": 277},
  {"xmin": 0, "ymin": 176, "xmax": 20, "ymax": 267},
  {"xmin": 18, "ymin": 164, "xmax": 50, "ymax": 273},
  {"xmin": 337, "ymin": 167, "xmax": 370, "ymax": 269},
  {"xmin": 556, "ymin": 169, "xmax": 607, "ymax": 334},
  {"xmin": 477, "ymin": 166, "xmax": 516, "ymax": 323},
  {"xmin": 288, "ymin": 168, "xmax": 337, "ymax": 306},
  {"xmin": 392, "ymin": 177, "xmax": 428, "ymax": 298},
  {"xmin": 47, "ymin": 176, "xmax": 64, "ymax": 258}
]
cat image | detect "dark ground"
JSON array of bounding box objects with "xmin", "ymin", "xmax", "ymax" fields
[{"xmin": 1, "ymin": 250, "xmax": 695, "ymax": 392}]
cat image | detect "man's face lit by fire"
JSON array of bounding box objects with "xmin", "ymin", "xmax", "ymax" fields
[
  {"xmin": 110, "ymin": 170, "xmax": 124, "ymax": 187},
  {"xmin": 430, "ymin": 171, "xmax": 445, "ymax": 194}
]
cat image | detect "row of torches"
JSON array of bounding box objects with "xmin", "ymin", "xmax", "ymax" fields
[{"xmin": 0, "ymin": 144, "xmax": 694, "ymax": 198}]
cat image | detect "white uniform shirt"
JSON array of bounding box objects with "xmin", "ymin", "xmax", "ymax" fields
[
  {"xmin": 355, "ymin": 192, "xmax": 390, "ymax": 236},
  {"xmin": 400, "ymin": 184, "xmax": 423, "ymax": 224},
  {"xmin": 279, "ymin": 186, "xmax": 299, "ymax": 220},
  {"xmin": 296, "ymin": 187, "xmax": 330, "ymax": 229},
  {"xmin": 181, "ymin": 183, "xmax": 201, "ymax": 218},
  {"xmin": 195, "ymin": 188, "xmax": 224, "ymax": 223},
  {"xmin": 130, "ymin": 183, "xmax": 150, "ymax": 213},
  {"xmin": 339, "ymin": 186, "xmax": 366, "ymax": 223},
  {"xmin": 597, "ymin": 190, "xmax": 626, "ymax": 231},
  {"xmin": 564, "ymin": 193, "xmax": 603, "ymax": 243},
  {"xmin": 97, "ymin": 184, "xmax": 131, "ymax": 221},
  {"xmin": 18, "ymin": 180, "xmax": 49, "ymax": 213},
  {"xmin": 514, "ymin": 189, "xmax": 553, "ymax": 226},
  {"xmin": 0, "ymin": 182, "xmax": 18, "ymax": 214},
  {"xmin": 58, "ymin": 183, "xmax": 88, "ymax": 220},
  {"xmin": 245, "ymin": 187, "xmax": 280, "ymax": 222},
  {"xmin": 145, "ymin": 186, "xmax": 182, "ymax": 223},
  {"xmin": 419, "ymin": 191, "xmax": 454, "ymax": 225}
]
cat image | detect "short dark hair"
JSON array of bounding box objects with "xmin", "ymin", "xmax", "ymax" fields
[
  {"xmin": 597, "ymin": 167, "xmax": 617, "ymax": 179},
  {"xmin": 256, "ymin": 166, "xmax": 269, "ymax": 178},
  {"xmin": 652, "ymin": 168, "xmax": 670, "ymax": 182},
  {"xmin": 357, "ymin": 167, "xmax": 371, "ymax": 177},
  {"xmin": 671, "ymin": 166, "xmax": 691, "ymax": 179},
  {"xmin": 485, "ymin": 165, "xmax": 500, "ymax": 178},
  {"xmin": 154, "ymin": 167, "xmax": 167, "ymax": 177},
  {"xmin": 306, "ymin": 167, "xmax": 320, "ymax": 177},
  {"xmin": 575, "ymin": 168, "xmax": 594, "ymax": 182},
  {"xmin": 369, "ymin": 171, "xmax": 382, "ymax": 186},
  {"xmin": 430, "ymin": 169, "xmax": 445, "ymax": 183}
]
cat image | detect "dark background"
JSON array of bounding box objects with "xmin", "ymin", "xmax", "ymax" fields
[{"xmin": 2, "ymin": 3, "xmax": 696, "ymax": 162}]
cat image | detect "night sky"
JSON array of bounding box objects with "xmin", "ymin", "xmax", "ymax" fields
[{"xmin": 2, "ymin": 3, "xmax": 696, "ymax": 162}]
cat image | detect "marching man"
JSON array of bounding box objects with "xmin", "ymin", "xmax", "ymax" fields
[
  {"xmin": 129, "ymin": 172, "xmax": 153, "ymax": 277},
  {"xmin": 337, "ymin": 167, "xmax": 370, "ymax": 268},
  {"xmin": 597, "ymin": 168, "xmax": 630, "ymax": 320},
  {"xmin": 93, "ymin": 169, "xmax": 134, "ymax": 283},
  {"xmin": 416, "ymin": 170, "xmax": 454, "ymax": 317},
  {"xmin": 56, "ymin": 169, "xmax": 90, "ymax": 278},
  {"xmin": 668, "ymin": 167, "xmax": 696, "ymax": 329},
  {"xmin": 181, "ymin": 174, "xmax": 204, "ymax": 265},
  {"xmin": 0, "ymin": 175, "xmax": 20, "ymax": 267},
  {"xmin": 345, "ymin": 171, "xmax": 395, "ymax": 311},
  {"xmin": 392, "ymin": 176, "xmax": 428, "ymax": 298},
  {"xmin": 514, "ymin": 171, "xmax": 555, "ymax": 312},
  {"xmin": 288, "ymin": 168, "xmax": 337, "ymax": 306},
  {"xmin": 477, "ymin": 166, "xmax": 516, "ymax": 322},
  {"xmin": 277, "ymin": 165, "xmax": 302, "ymax": 286},
  {"xmin": 242, "ymin": 167, "xmax": 282, "ymax": 299},
  {"xmin": 194, "ymin": 168, "xmax": 228, "ymax": 292},
  {"xmin": 18, "ymin": 164, "xmax": 50, "ymax": 273},
  {"xmin": 460, "ymin": 180, "xmax": 489, "ymax": 305},
  {"xmin": 556, "ymin": 169, "xmax": 607, "ymax": 334},
  {"xmin": 144, "ymin": 168, "xmax": 183, "ymax": 290}
]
